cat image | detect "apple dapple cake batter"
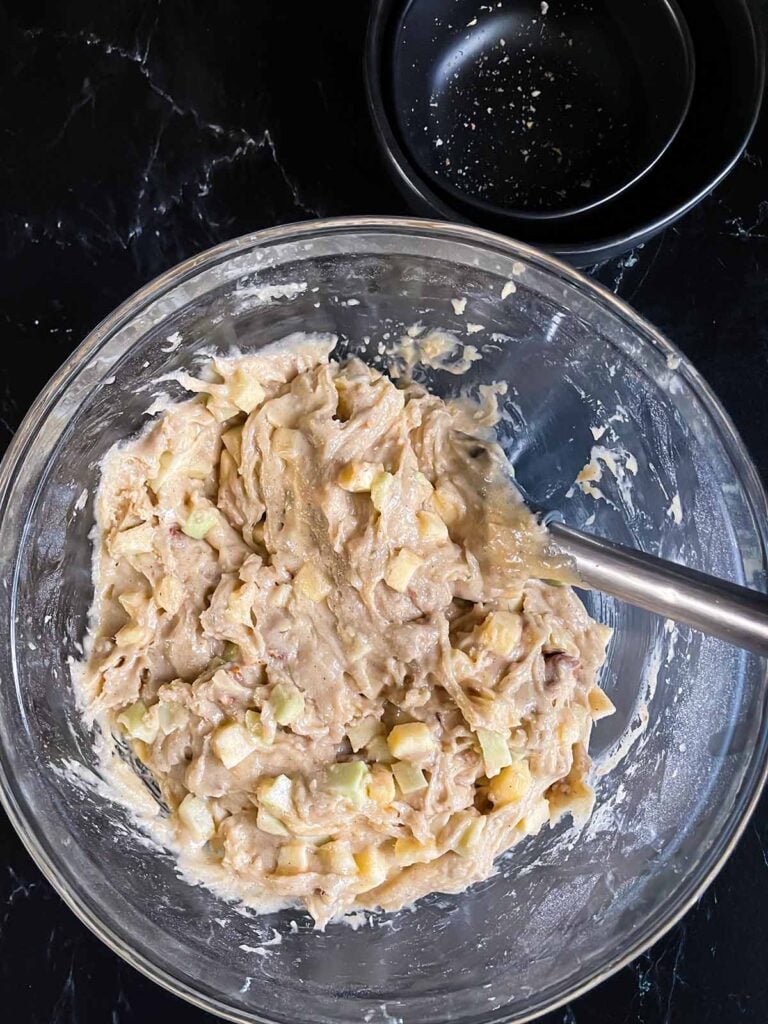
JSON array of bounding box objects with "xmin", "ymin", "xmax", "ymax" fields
[{"xmin": 79, "ymin": 334, "xmax": 613, "ymax": 927}]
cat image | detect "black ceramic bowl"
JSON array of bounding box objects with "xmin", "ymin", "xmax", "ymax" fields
[
  {"xmin": 391, "ymin": 0, "xmax": 695, "ymax": 221},
  {"xmin": 366, "ymin": 0, "xmax": 765, "ymax": 265}
]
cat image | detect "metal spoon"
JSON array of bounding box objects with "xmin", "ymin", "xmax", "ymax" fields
[
  {"xmin": 545, "ymin": 516, "xmax": 768, "ymax": 655},
  {"xmin": 454, "ymin": 431, "xmax": 768, "ymax": 655}
]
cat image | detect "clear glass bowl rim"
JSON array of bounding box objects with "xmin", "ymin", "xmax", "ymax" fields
[{"xmin": 0, "ymin": 215, "xmax": 766, "ymax": 1024}]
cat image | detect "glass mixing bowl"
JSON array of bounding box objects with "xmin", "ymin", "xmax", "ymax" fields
[{"xmin": 0, "ymin": 218, "xmax": 766, "ymax": 1024}]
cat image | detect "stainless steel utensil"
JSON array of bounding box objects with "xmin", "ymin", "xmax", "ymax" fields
[
  {"xmin": 455, "ymin": 429, "xmax": 768, "ymax": 654},
  {"xmin": 546, "ymin": 516, "xmax": 768, "ymax": 655}
]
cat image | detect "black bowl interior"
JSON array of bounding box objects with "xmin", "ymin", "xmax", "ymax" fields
[
  {"xmin": 392, "ymin": 0, "xmax": 694, "ymax": 219},
  {"xmin": 366, "ymin": 0, "xmax": 763, "ymax": 264},
  {"xmin": 500, "ymin": 0, "xmax": 765, "ymax": 249}
]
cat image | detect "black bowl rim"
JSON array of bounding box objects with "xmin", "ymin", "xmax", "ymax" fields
[
  {"xmin": 365, "ymin": 0, "xmax": 765, "ymax": 261},
  {"xmin": 392, "ymin": 0, "xmax": 697, "ymax": 223}
]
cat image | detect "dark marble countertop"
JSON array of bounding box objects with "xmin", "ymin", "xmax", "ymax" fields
[{"xmin": 1, "ymin": 1, "xmax": 767, "ymax": 1021}]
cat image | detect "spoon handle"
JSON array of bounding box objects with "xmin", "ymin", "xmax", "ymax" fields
[{"xmin": 548, "ymin": 520, "xmax": 768, "ymax": 655}]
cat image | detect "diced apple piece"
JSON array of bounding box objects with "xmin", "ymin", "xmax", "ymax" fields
[
  {"xmin": 346, "ymin": 717, "xmax": 383, "ymax": 753},
  {"xmin": 319, "ymin": 840, "xmax": 358, "ymax": 876},
  {"xmin": 447, "ymin": 812, "xmax": 488, "ymax": 856},
  {"xmin": 182, "ymin": 508, "xmax": 219, "ymax": 540},
  {"xmin": 450, "ymin": 648, "xmax": 475, "ymax": 680},
  {"xmin": 365, "ymin": 736, "xmax": 396, "ymax": 764},
  {"xmin": 257, "ymin": 774, "xmax": 294, "ymax": 817},
  {"xmin": 257, "ymin": 807, "xmax": 290, "ymax": 837},
  {"xmin": 131, "ymin": 738, "xmax": 151, "ymax": 764},
  {"xmin": 393, "ymin": 835, "xmax": 437, "ymax": 867},
  {"xmin": 148, "ymin": 451, "xmax": 175, "ymax": 494},
  {"xmin": 392, "ymin": 761, "xmax": 428, "ymax": 795},
  {"xmin": 547, "ymin": 763, "xmax": 595, "ymax": 824},
  {"xmin": 387, "ymin": 722, "xmax": 435, "ymax": 761},
  {"xmin": 269, "ymin": 682, "xmax": 305, "ymax": 726},
  {"xmin": 294, "ymin": 563, "xmax": 332, "ymax": 602},
  {"xmin": 413, "ymin": 470, "xmax": 434, "ymax": 502},
  {"xmin": 368, "ymin": 764, "xmax": 396, "ymax": 806},
  {"xmin": 337, "ymin": 461, "xmax": 380, "ymax": 493},
  {"xmin": 111, "ymin": 522, "xmax": 154, "ymax": 557},
  {"xmin": 156, "ymin": 575, "xmax": 183, "ymax": 614},
  {"xmin": 430, "ymin": 486, "xmax": 462, "ymax": 526},
  {"xmin": 245, "ymin": 710, "xmax": 273, "ymax": 749},
  {"xmin": 588, "ymin": 686, "xmax": 615, "ymax": 720},
  {"xmin": 354, "ymin": 844, "xmax": 388, "ymax": 890},
  {"xmin": 116, "ymin": 700, "xmax": 159, "ymax": 743},
  {"xmin": 184, "ymin": 448, "xmax": 213, "ymax": 481},
  {"xmin": 269, "ymin": 583, "xmax": 291, "ymax": 608},
  {"xmin": 325, "ymin": 761, "xmax": 371, "ymax": 807},
  {"xmin": 114, "ymin": 622, "xmax": 150, "ymax": 648},
  {"xmin": 117, "ymin": 590, "xmax": 147, "ymax": 616},
  {"xmin": 275, "ymin": 841, "xmax": 309, "ymax": 876},
  {"xmin": 476, "ymin": 728, "xmax": 513, "ymax": 778},
  {"xmin": 211, "ymin": 721, "xmax": 258, "ymax": 769},
  {"xmin": 272, "ymin": 427, "xmax": 305, "ymax": 461},
  {"xmin": 178, "ymin": 793, "xmax": 215, "ymax": 842},
  {"xmin": 230, "ymin": 367, "xmax": 265, "ymax": 414},
  {"xmin": 565, "ymin": 781, "xmax": 594, "ymax": 822},
  {"xmin": 518, "ymin": 797, "xmax": 551, "ymax": 836},
  {"xmin": 477, "ymin": 611, "xmax": 522, "ymax": 657},
  {"xmin": 572, "ymin": 704, "xmax": 590, "ymax": 727},
  {"xmin": 206, "ymin": 393, "xmax": 240, "ymax": 422},
  {"xmin": 416, "ymin": 510, "xmax": 449, "ymax": 544},
  {"xmin": 220, "ymin": 452, "xmax": 238, "ymax": 496},
  {"xmin": 370, "ymin": 471, "xmax": 394, "ymax": 512},
  {"xmin": 488, "ymin": 760, "xmax": 532, "ymax": 806},
  {"xmin": 384, "ymin": 549, "xmax": 423, "ymax": 593},
  {"xmin": 227, "ymin": 584, "xmax": 254, "ymax": 625},
  {"xmin": 158, "ymin": 701, "xmax": 189, "ymax": 735}
]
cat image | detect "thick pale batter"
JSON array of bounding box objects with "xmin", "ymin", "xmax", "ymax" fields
[{"xmin": 79, "ymin": 334, "xmax": 613, "ymax": 926}]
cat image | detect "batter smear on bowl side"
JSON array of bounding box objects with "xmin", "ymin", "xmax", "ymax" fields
[{"xmin": 78, "ymin": 334, "xmax": 614, "ymax": 927}]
